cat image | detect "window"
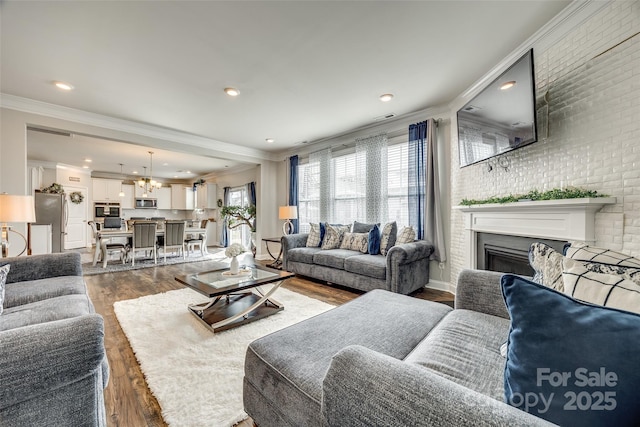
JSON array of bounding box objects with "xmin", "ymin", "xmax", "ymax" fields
[
  {"xmin": 298, "ymin": 141, "xmax": 410, "ymax": 230},
  {"xmin": 228, "ymin": 187, "xmax": 251, "ymax": 247}
]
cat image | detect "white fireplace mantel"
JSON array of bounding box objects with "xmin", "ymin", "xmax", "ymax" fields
[{"xmin": 455, "ymin": 197, "xmax": 617, "ymax": 269}]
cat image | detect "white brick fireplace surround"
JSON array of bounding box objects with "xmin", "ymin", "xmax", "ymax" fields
[{"xmin": 456, "ymin": 198, "xmax": 617, "ymax": 270}]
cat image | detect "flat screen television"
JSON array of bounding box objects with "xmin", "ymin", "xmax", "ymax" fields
[{"xmin": 457, "ymin": 49, "xmax": 537, "ymax": 167}]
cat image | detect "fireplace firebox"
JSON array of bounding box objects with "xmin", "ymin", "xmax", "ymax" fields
[{"xmin": 477, "ymin": 233, "xmax": 566, "ymax": 276}]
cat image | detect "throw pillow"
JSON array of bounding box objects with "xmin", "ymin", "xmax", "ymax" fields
[
  {"xmin": 562, "ymin": 257, "xmax": 640, "ymax": 314},
  {"xmin": 321, "ymin": 224, "xmax": 348, "ymax": 250},
  {"xmin": 564, "ymin": 243, "xmax": 640, "ymax": 285},
  {"xmin": 396, "ymin": 226, "xmax": 416, "ymax": 244},
  {"xmin": 565, "ymin": 242, "xmax": 640, "ymax": 268},
  {"xmin": 368, "ymin": 224, "xmax": 381, "ymax": 255},
  {"xmin": 0, "ymin": 264, "xmax": 9, "ymax": 315},
  {"xmin": 306, "ymin": 223, "xmax": 323, "ymax": 247},
  {"xmin": 352, "ymin": 221, "xmax": 379, "ymax": 233},
  {"xmin": 380, "ymin": 221, "xmax": 397, "ymax": 256},
  {"xmin": 339, "ymin": 232, "xmax": 369, "ymax": 253},
  {"xmin": 502, "ymin": 274, "xmax": 640, "ymax": 426},
  {"xmin": 528, "ymin": 242, "xmax": 565, "ymax": 291}
]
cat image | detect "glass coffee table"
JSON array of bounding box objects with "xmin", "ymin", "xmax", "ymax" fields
[{"xmin": 175, "ymin": 263, "xmax": 294, "ymax": 333}]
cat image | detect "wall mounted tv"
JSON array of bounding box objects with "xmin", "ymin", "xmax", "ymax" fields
[{"xmin": 457, "ymin": 49, "xmax": 537, "ymax": 168}]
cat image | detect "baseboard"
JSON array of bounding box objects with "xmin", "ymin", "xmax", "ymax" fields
[{"xmin": 425, "ymin": 279, "xmax": 455, "ymax": 295}]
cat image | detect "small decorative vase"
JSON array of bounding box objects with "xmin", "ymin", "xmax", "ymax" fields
[{"xmin": 230, "ymin": 256, "xmax": 239, "ymax": 274}]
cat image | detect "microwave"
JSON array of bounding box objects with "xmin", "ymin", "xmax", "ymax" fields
[
  {"xmin": 94, "ymin": 203, "xmax": 121, "ymax": 218},
  {"xmin": 135, "ymin": 198, "xmax": 158, "ymax": 209}
]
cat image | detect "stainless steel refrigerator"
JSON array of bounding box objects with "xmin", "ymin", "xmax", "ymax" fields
[{"xmin": 34, "ymin": 192, "xmax": 67, "ymax": 253}]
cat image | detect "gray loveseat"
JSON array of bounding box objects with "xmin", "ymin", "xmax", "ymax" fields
[
  {"xmin": 282, "ymin": 233, "xmax": 434, "ymax": 294},
  {"xmin": 243, "ymin": 269, "xmax": 554, "ymax": 426},
  {"xmin": 0, "ymin": 252, "xmax": 108, "ymax": 426}
]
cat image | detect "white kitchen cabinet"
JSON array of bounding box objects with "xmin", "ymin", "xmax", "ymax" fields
[
  {"xmin": 206, "ymin": 183, "xmax": 218, "ymax": 209},
  {"xmin": 121, "ymin": 184, "xmax": 135, "ymax": 209},
  {"xmin": 92, "ymin": 178, "xmax": 123, "ymax": 202},
  {"xmin": 196, "ymin": 185, "xmax": 207, "ymax": 210},
  {"xmin": 157, "ymin": 187, "xmax": 172, "ymax": 210},
  {"xmin": 171, "ymin": 185, "xmax": 194, "ymax": 210}
]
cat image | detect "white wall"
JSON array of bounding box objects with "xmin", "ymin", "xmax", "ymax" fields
[{"xmin": 449, "ymin": 1, "xmax": 640, "ymax": 287}]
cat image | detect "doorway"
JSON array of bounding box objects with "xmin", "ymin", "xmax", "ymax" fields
[{"xmin": 63, "ymin": 184, "xmax": 88, "ymax": 249}]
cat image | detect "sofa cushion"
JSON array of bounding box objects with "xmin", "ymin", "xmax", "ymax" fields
[
  {"xmin": 368, "ymin": 224, "xmax": 381, "ymax": 255},
  {"xmin": 287, "ymin": 247, "xmax": 322, "ymax": 264},
  {"xmin": 3, "ymin": 276, "xmax": 88, "ymax": 309},
  {"xmin": 321, "ymin": 224, "xmax": 349, "ymax": 250},
  {"xmin": 396, "ymin": 226, "xmax": 416, "ymax": 244},
  {"xmin": 339, "ymin": 232, "xmax": 369, "ymax": 253},
  {"xmin": 352, "ymin": 221, "xmax": 378, "ymax": 233},
  {"xmin": 562, "ymin": 257, "xmax": 640, "ymax": 314},
  {"xmin": 502, "ymin": 274, "xmax": 640, "ymax": 426},
  {"xmin": 313, "ymin": 249, "xmax": 361, "ymax": 270},
  {"xmin": 404, "ymin": 309, "xmax": 510, "ymax": 401},
  {"xmin": 565, "ymin": 242, "xmax": 640, "ymax": 268},
  {"xmin": 244, "ymin": 290, "xmax": 452, "ymax": 426},
  {"xmin": 306, "ymin": 223, "xmax": 325, "ymax": 248},
  {"xmin": 380, "ymin": 221, "xmax": 397, "ymax": 256},
  {"xmin": 0, "ymin": 265, "xmax": 9, "ymax": 315},
  {"xmin": 0, "ymin": 294, "xmax": 95, "ymax": 331},
  {"xmin": 529, "ymin": 242, "xmax": 565, "ymax": 291},
  {"xmin": 344, "ymin": 254, "xmax": 387, "ymax": 280}
]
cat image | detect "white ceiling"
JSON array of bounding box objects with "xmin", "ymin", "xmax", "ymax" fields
[{"xmin": 1, "ymin": 0, "xmax": 571, "ymax": 176}]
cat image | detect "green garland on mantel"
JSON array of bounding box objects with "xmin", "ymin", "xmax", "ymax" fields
[{"xmin": 460, "ymin": 187, "xmax": 609, "ymax": 206}]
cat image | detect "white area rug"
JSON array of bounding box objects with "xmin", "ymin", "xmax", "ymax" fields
[{"xmin": 114, "ymin": 287, "xmax": 334, "ymax": 426}]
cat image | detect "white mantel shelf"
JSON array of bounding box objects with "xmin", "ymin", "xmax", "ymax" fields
[
  {"xmin": 455, "ymin": 197, "xmax": 617, "ymax": 214},
  {"xmin": 455, "ymin": 197, "xmax": 618, "ymax": 269}
]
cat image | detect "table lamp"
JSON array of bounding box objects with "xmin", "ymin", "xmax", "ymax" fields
[
  {"xmin": 278, "ymin": 205, "xmax": 298, "ymax": 235},
  {"xmin": 0, "ymin": 194, "xmax": 36, "ymax": 257}
]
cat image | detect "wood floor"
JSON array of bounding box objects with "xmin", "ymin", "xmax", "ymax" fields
[{"xmin": 84, "ymin": 260, "xmax": 454, "ymax": 427}]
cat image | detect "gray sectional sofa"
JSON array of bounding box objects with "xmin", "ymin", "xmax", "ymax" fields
[
  {"xmin": 0, "ymin": 252, "xmax": 108, "ymax": 427},
  {"xmin": 282, "ymin": 233, "xmax": 434, "ymax": 294},
  {"xmin": 243, "ymin": 269, "xmax": 554, "ymax": 427}
]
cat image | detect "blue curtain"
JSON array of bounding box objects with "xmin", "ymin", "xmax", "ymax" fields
[
  {"xmin": 408, "ymin": 121, "xmax": 427, "ymax": 239},
  {"xmin": 221, "ymin": 186, "xmax": 231, "ymax": 247},
  {"xmin": 289, "ymin": 155, "xmax": 299, "ymax": 233}
]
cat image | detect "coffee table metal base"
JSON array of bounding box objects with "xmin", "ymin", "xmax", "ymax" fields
[{"xmin": 188, "ymin": 282, "xmax": 284, "ymax": 333}]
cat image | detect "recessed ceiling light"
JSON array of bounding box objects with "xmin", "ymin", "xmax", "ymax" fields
[
  {"xmin": 84, "ymin": 158, "xmax": 92, "ymax": 163},
  {"xmin": 186, "ymin": 170, "xmax": 192, "ymax": 174},
  {"xmin": 224, "ymin": 87, "xmax": 240, "ymax": 97},
  {"xmin": 173, "ymin": 175, "xmax": 178, "ymax": 179},
  {"xmin": 266, "ymin": 138, "xmax": 275, "ymax": 143},
  {"xmin": 53, "ymin": 81, "xmax": 74, "ymax": 91},
  {"xmin": 132, "ymin": 171, "xmax": 139, "ymax": 175},
  {"xmin": 82, "ymin": 165, "xmax": 89, "ymax": 169},
  {"xmin": 500, "ymin": 81, "xmax": 516, "ymax": 90},
  {"xmin": 379, "ymin": 93, "xmax": 394, "ymax": 102}
]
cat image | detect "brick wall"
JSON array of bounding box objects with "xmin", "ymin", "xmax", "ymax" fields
[{"xmin": 449, "ymin": 1, "xmax": 640, "ymax": 284}]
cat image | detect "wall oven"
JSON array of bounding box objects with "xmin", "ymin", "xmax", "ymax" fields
[{"xmin": 94, "ymin": 203, "xmax": 121, "ymax": 218}]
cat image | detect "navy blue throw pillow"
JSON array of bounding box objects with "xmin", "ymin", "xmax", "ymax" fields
[
  {"xmin": 368, "ymin": 224, "xmax": 381, "ymax": 255},
  {"xmin": 501, "ymin": 274, "xmax": 640, "ymax": 426},
  {"xmin": 319, "ymin": 222, "xmax": 326, "ymax": 244}
]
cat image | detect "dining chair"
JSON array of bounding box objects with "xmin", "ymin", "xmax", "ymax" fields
[
  {"xmin": 161, "ymin": 220, "xmax": 186, "ymax": 262},
  {"xmin": 130, "ymin": 221, "xmax": 158, "ymax": 266},
  {"xmin": 185, "ymin": 219, "xmax": 208, "ymax": 256},
  {"xmin": 88, "ymin": 220, "xmax": 126, "ymax": 268}
]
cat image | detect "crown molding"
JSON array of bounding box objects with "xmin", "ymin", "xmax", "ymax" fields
[
  {"xmin": 0, "ymin": 93, "xmax": 278, "ymax": 162},
  {"xmin": 450, "ymin": 0, "xmax": 612, "ymax": 111}
]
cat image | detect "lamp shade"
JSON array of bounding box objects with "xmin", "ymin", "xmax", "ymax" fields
[
  {"xmin": 0, "ymin": 194, "xmax": 36, "ymax": 223},
  {"xmin": 278, "ymin": 205, "xmax": 298, "ymax": 220}
]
